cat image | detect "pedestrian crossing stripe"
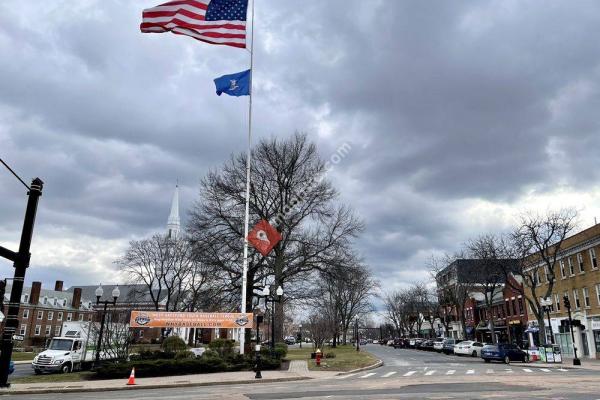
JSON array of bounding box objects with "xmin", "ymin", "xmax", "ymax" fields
[{"xmin": 339, "ymin": 368, "xmax": 569, "ymax": 379}]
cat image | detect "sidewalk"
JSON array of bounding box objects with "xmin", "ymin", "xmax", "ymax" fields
[
  {"xmin": 2, "ymin": 363, "xmax": 339, "ymax": 395},
  {"xmin": 528, "ymin": 356, "xmax": 600, "ymax": 370}
]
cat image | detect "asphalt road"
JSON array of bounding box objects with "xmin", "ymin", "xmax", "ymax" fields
[
  {"xmin": 10, "ymin": 364, "xmax": 33, "ymax": 379},
  {"xmin": 5, "ymin": 344, "xmax": 600, "ymax": 399}
]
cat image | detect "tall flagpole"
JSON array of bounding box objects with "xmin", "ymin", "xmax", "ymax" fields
[{"xmin": 239, "ymin": 0, "xmax": 255, "ymax": 355}]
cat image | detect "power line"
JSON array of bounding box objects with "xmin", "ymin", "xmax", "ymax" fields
[{"xmin": 0, "ymin": 157, "xmax": 30, "ymax": 190}]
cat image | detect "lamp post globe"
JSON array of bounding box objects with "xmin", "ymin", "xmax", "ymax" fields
[
  {"xmin": 276, "ymin": 286, "xmax": 283, "ymax": 297},
  {"xmin": 112, "ymin": 286, "xmax": 120, "ymax": 302},
  {"xmin": 95, "ymin": 285, "xmax": 103, "ymax": 303}
]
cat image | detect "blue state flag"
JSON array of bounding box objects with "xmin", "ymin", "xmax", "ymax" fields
[{"xmin": 214, "ymin": 69, "xmax": 251, "ymax": 96}]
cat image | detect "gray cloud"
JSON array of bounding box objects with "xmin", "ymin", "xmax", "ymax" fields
[{"xmin": 1, "ymin": 0, "xmax": 600, "ymax": 294}]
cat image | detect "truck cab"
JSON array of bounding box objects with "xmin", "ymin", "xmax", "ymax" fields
[{"xmin": 32, "ymin": 337, "xmax": 82, "ymax": 374}]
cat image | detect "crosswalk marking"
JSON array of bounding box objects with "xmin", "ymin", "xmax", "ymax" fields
[
  {"xmin": 540, "ymin": 368, "xmax": 551, "ymax": 372},
  {"xmin": 424, "ymin": 370, "xmax": 436, "ymax": 376},
  {"xmin": 446, "ymin": 370, "xmax": 455, "ymax": 375},
  {"xmin": 558, "ymin": 368, "xmax": 568, "ymax": 372},
  {"xmin": 523, "ymin": 368, "xmax": 533, "ymax": 373},
  {"xmin": 486, "ymin": 369, "xmax": 494, "ymax": 374},
  {"xmin": 359, "ymin": 373, "xmax": 376, "ymax": 378},
  {"xmin": 505, "ymin": 369, "xmax": 513, "ymax": 373},
  {"xmin": 343, "ymin": 367, "xmax": 572, "ymax": 380},
  {"xmin": 337, "ymin": 373, "xmax": 358, "ymax": 379},
  {"xmin": 466, "ymin": 369, "xmax": 474, "ymax": 374},
  {"xmin": 403, "ymin": 371, "xmax": 416, "ymax": 376},
  {"xmin": 382, "ymin": 371, "xmax": 397, "ymax": 378}
]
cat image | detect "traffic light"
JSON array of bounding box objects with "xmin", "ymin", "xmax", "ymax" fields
[{"xmin": 563, "ymin": 295, "xmax": 571, "ymax": 310}]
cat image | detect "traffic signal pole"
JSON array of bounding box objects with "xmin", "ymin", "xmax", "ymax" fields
[{"xmin": 0, "ymin": 178, "xmax": 43, "ymax": 387}]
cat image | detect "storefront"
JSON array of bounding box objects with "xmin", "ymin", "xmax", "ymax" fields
[{"xmin": 592, "ymin": 317, "xmax": 600, "ymax": 358}]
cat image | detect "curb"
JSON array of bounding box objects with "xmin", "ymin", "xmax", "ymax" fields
[
  {"xmin": 2, "ymin": 376, "xmax": 311, "ymax": 395},
  {"xmin": 336, "ymin": 358, "xmax": 384, "ymax": 376},
  {"xmin": 12, "ymin": 360, "xmax": 33, "ymax": 365}
]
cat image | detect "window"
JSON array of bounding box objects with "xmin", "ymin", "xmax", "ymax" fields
[
  {"xmin": 57, "ymin": 312, "xmax": 63, "ymax": 321},
  {"xmin": 560, "ymin": 260, "xmax": 566, "ymax": 278},
  {"xmin": 22, "ymin": 309, "xmax": 29, "ymax": 319},
  {"xmin": 583, "ymin": 288, "xmax": 590, "ymax": 308},
  {"xmin": 45, "ymin": 326, "xmax": 51, "ymax": 335},
  {"xmin": 577, "ymin": 253, "xmax": 585, "ymax": 273},
  {"xmin": 518, "ymin": 298, "xmax": 524, "ymax": 315},
  {"xmin": 53, "ymin": 298, "xmax": 57, "ymax": 306},
  {"xmin": 512, "ymin": 299, "xmax": 518, "ymax": 315},
  {"xmin": 43, "ymin": 296, "xmax": 47, "ymax": 305},
  {"xmin": 37, "ymin": 311, "xmax": 43, "ymax": 320},
  {"xmin": 23, "ymin": 294, "xmax": 29, "ymax": 303},
  {"xmin": 47, "ymin": 311, "xmax": 53, "ymax": 321},
  {"xmin": 19, "ymin": 325, "xmax": 26, "ymax": 336},
  {"xmin": 78, "ymin": 314, "xmax": 84, "ymax": 321},
  {"xmin": 564, "ymin": 292, "xmax": 570, "ymax": 309},
  {"xmin": 67, "ymin": 313, "xmax": 72, "ymax": 322},
  {"xmin": 55, "ymin": 325, "xmax": 61, "ymax": 336},
  {"xmin": 573, "ymin": 290, "xmax": 581, "ymax": 309},
  {"xmin": 591, "ymin": 248, "xmax": 598, "ymax": 269},
  {"xmin": 139, "ymin": 329, "xmax": 144, "ymax": 338},
  {"xmin": 535, "ymin": 269, "xmax": 540, "ymax": 284},
  {"xmin": 88, "ymin": 314, "xmax": 93, "ymax": 321},
  {"xmin": 505, "ymin": 300, "xmax": 511, "ymax": 316},
  {"xmin": 597, "ymin": 284, "xmax": 600, "ymax": 306},
  {"xmin": 544, "ymin": 266, "xmax": 550, "ymax": 282},
  {"xmin": 554, "ymin": 294, "xmax": 561, "ymax": 312},
  {"xmin": 35, "ymin": 325, "xmax": 41, "ymax": 335},
  {"xmin": 568, "ymin": 257, "xmax": 575, "ymax": 276}
]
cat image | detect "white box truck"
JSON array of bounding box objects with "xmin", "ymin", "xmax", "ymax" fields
[{"xmin": 31, "ymin": 321, "xmax": 123, "ymax": 374}]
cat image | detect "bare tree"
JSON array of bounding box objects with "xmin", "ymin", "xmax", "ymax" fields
[
  {"xmin": 508, "ymin": 209, "xmax": 578, "ymax": 345},
  {"xmin": 90, "ymin": 310, "xmax": 132, "ymax": 361},
  {"xmin": 306, "ymin": 313, "xmax": 335, "ymax": 351},
  {"xmin": 188, "ymin": 133, "xmax": 363, "ymax": 342}
]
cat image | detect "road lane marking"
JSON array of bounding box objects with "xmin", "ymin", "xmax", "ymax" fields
[
  {"xmin": 425, "ymin": 370, "xmax": 436, "ymax": 376},
  {"xmin": 486, "ymin": 369, "xmax": 494, "ymax": 374},
  {"xmin": 403, "ymin": 371, "xmax": 416, "ymax": 376},
  {"xmin": 540, "ymin": 368, "xmax": 551, "ymax": 372},
  {"xmin": 466, "ymin": 369, "xmax": 475, "ymax": 374},
  {"xmin": 523, "ymin": 368, "xmax": 533, "ymax": 373},
  {"xmin": 446, "ymin": 370, "xmax": 455, "ymax": 375},
  {"xmin": 337, "ymin": 373, "xmax": 358, "ymax": 379},
  {"xmin": 359, "ymin": 373, "xmax": 376, "ymax": 378},
  {"xmin": 382, "ymin": 371, "xmax": 397, "ymax": 378},
  {"xmin": 558, "ymin": 368, "xmax": 568, "ymax": 372}
]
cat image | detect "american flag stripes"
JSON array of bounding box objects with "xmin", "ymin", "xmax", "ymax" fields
[{"xmin": 141, "ymin": 0, "xmax": 248, "ymax": 48}]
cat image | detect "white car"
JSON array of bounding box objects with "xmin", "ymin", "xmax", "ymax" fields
[
  {"xmin": 433, "ymin": 338, "xmax": 445, "ymax": 352},
  {"xmin": 454, "ymin": 340, "xmax": 485, "ymax": 357}
]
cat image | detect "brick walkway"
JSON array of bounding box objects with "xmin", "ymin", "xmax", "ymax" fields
[{"xmin": 288, "ymin": 360, "xmax": 309, "ymax": 373}]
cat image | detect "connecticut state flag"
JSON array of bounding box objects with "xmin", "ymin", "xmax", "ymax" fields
[
  {"xmin": 247, "ymin": 220, "xmax": 281, "ymax": 256},
  {"xmin": 214, "ymin": 70, "xmax": 251, "ymax": 96}
]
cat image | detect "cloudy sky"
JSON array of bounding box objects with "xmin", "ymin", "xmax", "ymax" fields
[{"xmin": 1, "ymin": 1, "xmax": 600, "ymax": 297}]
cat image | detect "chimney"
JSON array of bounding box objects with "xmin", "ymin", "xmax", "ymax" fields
[
  {"xmin": 72, "ymin": 288, "xmax": 82, "ymax": 309},
  {"xmin": 54, "ymin": 280, "xmax": 63, "ymax": 292},
  {"xmin": 30, "ymin": 281, "xmax": 41, "ymax": 305}
]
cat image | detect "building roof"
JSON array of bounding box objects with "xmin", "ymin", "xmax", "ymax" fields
[
  {"xmin": 65, "ymin": 284, "xmax": 167, "ymax": 306},
  {"xmin": 4, "ymin": 284, "xmax": 93, "ymax": 312},
  {"xmin": 438, "ymin": 258, "xmax": 519, "ymax": 285}
]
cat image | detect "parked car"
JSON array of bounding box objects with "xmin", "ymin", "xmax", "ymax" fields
[
  {"xmin": 433, "ymin": 338, "xmax": 445, "ymax": 352},
  {"xmin": 441, "ymin": 338, "xmax": 459, "ymax": 354},
  {"xmin": 386, "ymin": 339, "xmax": 394, "ymax": 346},
  {"xmin": 481, "ymin": 343, "xmax": 529, "ymax": 364},
  {"xmin": 393, "ymin": 338, "xmax": 409, "ymax": 349},
  {"xmin": 359, "ymin": 339, "xmax": 368, "ymax": 346},
  {"xmin": 9, "ymin": 361, "xmax": 14, "ymax": 375},
  {"xmin": 284, "ymin": 336, "xmax": 296, "ymax": 345},
  {"xmin": 453, "ymin": 341, "xmax": 484, "ymax": 357},
  {"xmin": 408, "ymin": 338, "xmax": 423, "ymax": 348},
  {"xmin": 373, "ymin": 339, "xmax": 379, "ymax": 344},
  {"xmin": 420, "ymin": 339, "xmax": 434, "ymax": 351}
]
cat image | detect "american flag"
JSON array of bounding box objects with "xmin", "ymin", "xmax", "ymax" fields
[{"xmin": 141, "ymin": 0, "xmax": 248, "ymax": 48}]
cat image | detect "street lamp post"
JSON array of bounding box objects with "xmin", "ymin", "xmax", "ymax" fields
[
  {"xmin": 299, "ymin": 324, "xmax": 302, "ymax": 349},
  {"xmin": 255, "ymin": 315, "xmax": 263, "ymax": 379},
  {"xmin": 540, "ymin": 297, "xmax": 555, "ymax": 345},
  {"xmin": 355, "ymin": 319, "xmax": 360, "ymax": 352},
  {"xmin": 563, "ymin": 295, "xmax": 581, "ymax": 366},
  {"xmin": 94, "ymin": 285, "xmax": 120, "ymax": 368},
  {"xmin": 257, "ymin": 285, "xmax": 283, "ymax": 355}
]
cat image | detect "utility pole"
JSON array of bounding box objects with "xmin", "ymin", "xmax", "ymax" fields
[{"xmin": 0, "ymin": 178, "xmax": 43, "ymax": 387}]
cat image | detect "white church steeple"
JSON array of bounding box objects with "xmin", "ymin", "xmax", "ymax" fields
[{"xmin": 167, "ymin": 184, "xmax": 180, "ymax": 239}]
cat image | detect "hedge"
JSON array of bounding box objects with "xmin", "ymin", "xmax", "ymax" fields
[{"xmin": 95, "ymin": 354, "xmax": 281, "ymax": 379}]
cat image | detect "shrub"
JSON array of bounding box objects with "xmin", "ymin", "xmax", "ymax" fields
[
  {"xmin": 161, "ymin": 336, "xmax": 187, "ymax": 353},
  {"xmin": 324, "ymin": 352, "xmax": 336, "ymax": 359},
  {"xmin": 208, "ymin": 338, "xmax": 235, "ymax": 359},
  {"xmin": 174, "ymin": 351, "xmax": 195, "ymax": 360},
  {"xmin": 129, "ymin": 350, "xmax": 175, "ymax": 361}
]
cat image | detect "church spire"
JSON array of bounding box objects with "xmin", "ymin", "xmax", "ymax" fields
[{"xmin": 167, "ymin": 183, "xmax": 180, "ymax": 239}]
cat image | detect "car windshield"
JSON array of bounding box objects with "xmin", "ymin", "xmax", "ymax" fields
[{"xmin": 48, "ymin": 339, "xmax": 73, "ymax": 351}]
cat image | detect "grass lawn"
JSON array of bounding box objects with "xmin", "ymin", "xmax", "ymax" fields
[
  {"xmin": 287, "ymin": 345, "xmax": 378, "ymax": 371},
  {"xmin": 11, "ymin": 371, "xmax": 94, "ymax": 384},
  {"xmin": 11, "ymin": 352, "xmax": 35, "ymax": 361}
]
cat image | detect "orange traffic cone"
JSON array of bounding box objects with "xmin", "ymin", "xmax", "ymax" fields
[{"xmin": 127, "ymin": 367, "xmax": 136, "ymax": 385}]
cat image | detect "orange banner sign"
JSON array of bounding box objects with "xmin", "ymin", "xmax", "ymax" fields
[{"xmin": 129, "ymin": 311, "xmax": 254, "ymax": 329}]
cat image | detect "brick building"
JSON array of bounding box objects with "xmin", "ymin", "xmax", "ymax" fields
[
  {"xmin": 0, "ymin": 281, "xmax": 94, "ymax": 348},
  {"xmin": 526, "ymin": 223, "xmax": 600, "ymax": 359}
]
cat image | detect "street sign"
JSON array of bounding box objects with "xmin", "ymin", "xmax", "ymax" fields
[{"xmin": 11, "ymin": 335, "xmax": 24, "ymax": 341}]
